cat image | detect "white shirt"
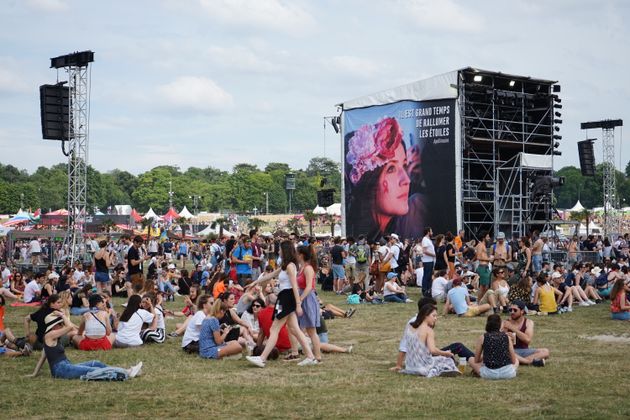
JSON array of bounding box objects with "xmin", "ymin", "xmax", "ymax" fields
[
  {"xmin": 155, "ymin": 305, "xmax": 166, "ymax": 330},
  {"xmin": 421, "ymin": 236, "xmax": 436, "ymax": 263},
  {"xmin": 241, "ymin": 311, "xmax": 260, "ymax": 334},
  {"xmin": 389, "ymin": 244, "xmax": 400, "ymax": 269},
  {"xmin": 1, "ymin": 268, "xmax": 10, "ymax": 288},
  {"xmin": 117, "ymin": 309, "xmax": 154, "ymax": 346},
  {"xmin": 148, "ymin": 240, "xmax": 159, "ymax": 254},
  {"xmin": 414, "ymin": 267, "xmax": 423, "ymax": 287},
  {"xmin": 182, "ymin": 311, "xmax": 206, "ymax": 348},
  {"xmin": 29, "ymin": 240, "xmax": 41, "ymax": 253},
  {"xmin": 431, "ymin": 276, "xmax": 449, "ymax": 298},
  {"xmin": 24, "ymin": 280, "xmax": 41, "ymax": 303}
]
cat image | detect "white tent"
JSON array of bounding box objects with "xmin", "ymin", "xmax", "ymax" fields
[
  {"xmin": 113, "ymin": 205, "xmax": 132, "ymax": 215},
  {"xmin": 143, "ymin": 208, "xmax": 159, "ymax": 220},
  {"xmin": 313, "ymin": 205, "xmax": 327, "ymax": 215},
  {"xmin": 196, "ymin": 224, "xmax": 236, "ymax": 238},
  {"xmin": 179, "ymin": 206, "xmax": 194, "ymax": 219},
  {"xmin": 567, "ymin": 201, "xmax": 585, "ymax": 212},
  {"xmin": 326, "ymin": 203, "xmax": 341, "ymax": 216}
]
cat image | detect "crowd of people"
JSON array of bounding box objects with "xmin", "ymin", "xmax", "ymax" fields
[{"xmin": 1, "ymin": 226, "xmax": 629, "ymax": 381}]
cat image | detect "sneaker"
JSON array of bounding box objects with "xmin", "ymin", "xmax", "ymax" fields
[
  {"xmin": 405, "ymin": 299, "xmax": 413, "ymax": 303},
  {"xmin": 587, "ymin": 300, "xmax": 596, "ymax": 306},
  {"xmin": 246, "ymin": 355, "xmax": 266, "ymax": 368},
  {"xmin": 439, "ymin": 370, "xmax": 462, "ymax": 377},
  {"xmin": 128, "ymin": 361, "xmax": 143, "ymax": 378},
  {"xmin": 558, "ymin": 307, "xmax": 566, "ymax": 314},
  {"xmin": 595, "ymin": 299, "xmax": 602, "ymax": 304},
  {"xmin": 579, "ymin": 301, "xmax": 589, "ymax": 307},
  {"xmin": 21, "ymin": 343, "xmax": 32, "ymax": 356},
  {"xmin": 297, "ymin": 357, "xmax": 319, "ymax": 367},
  {"xmin": 566, "ymin": 306, "xmax": 573, "ymax": 312},
  {"xmin": 346, "ymin": 345, "xmax": 353, "ymax": 354},
  {"xmin": 346, "ymin": 308, "xmax": 356, "ymax": 318},
  {"xmin": 168, "ymin": 331, "xmax": 179, "ymax": 338},
  {"xmin": 532, "ymin": 359, "xmax": 545, "ymax": 367}
]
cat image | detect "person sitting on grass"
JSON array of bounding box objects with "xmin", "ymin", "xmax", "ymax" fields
[
  {"xmin": 28, "ymin": 311, "xmax": 143, "ymax": 380},
  {"xmin": 508, "ymin": 274, "xmax": 534, "ymax": 311},
  {"xmin": 444, "ymin": 277, "xmax": 492, "ymax": 317},
  {"xmin": 181, "ymin": 295, "xmax": 213, "ymax": 354},
  {"xmin": 609, "ymin": 278, "xmax": 630, "ymax": 320},
  {"xmin": 469, "ymin": 314, "xmax": 518, "ymax": 380},
  {"xmin": 198, "ymin": 300, "xmax": 246, "ymax": 360},
  {"xmin": 218, "ymin": 292, "xmax": 256, "ymax": 347},
  {"xmin": 533, "ymin": 272, "xmax": 561, "ymax": 315},
  {"xmin": 167, "ymin": 285, "xmax": 200, "ymax": 338},
  {"xmin": 114, "ymin": 295, "xmax": 156, "ymax": 348},
  {"xmin": 501, "ymin": 300, "xmax": 549, "ymax": 366},
  {"xmin": 241, "ymin": 298, "xmax": 265, "ymax": 341},
  {"xmin": 392, "ymin": 297, "xmax": 474, "ymax": 372},
  {"xmin": 72, "ymin": 294, "xmax": 116, "ymax": 351},
  {"xmin": 383, "ymin": 272, "xmax": 412, "ymax": 303},
  {"xmin": 0, "ymin": 327, "xmax": 32, "ymax": 358},
  {"xmin": 397, "ymin": 304, "xmax": 462, "ymax": 377},
  {"xmin": 24, "ymin": 294, "xmax": 75, "ymax": 351},
  {"xmin": 140, "ymin": 292, "xmax": 166, "ymax": 344}
]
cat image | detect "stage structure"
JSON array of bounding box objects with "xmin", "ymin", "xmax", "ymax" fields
[
  {"xmin": 47, "ymin": 51, "xmax": 94, "ymax": 263},
  {"xmin": 337, "ymin": 68, "xmax": 562, "ymax": 240},
  {"xmin": 581, "ymin": 119, "xmax": 624, "ymax": 237}
]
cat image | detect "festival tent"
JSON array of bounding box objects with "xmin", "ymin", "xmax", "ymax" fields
[
  {"xmin": 567, "ymin": 201, "xmax": 585, "ymax": 213},
  {"xmin": 179, "ymin": 206, "xmax": 194, "ymax": 219},
  {"xmin": 195, "ymin": 224, "xmax": 236, "ymax": 238},
  {"xmin": 162, "ymin": 208, "xmax": 180, "ymax": 222},
  {"xmin": 143, "ymin": 208, "xmax": 159, "ymax": 220},
  {"xmin": 0, "ymin": 225, "xmax": 13, "ymax": 236},
  {"xmin": 326, "ymin": 203, "xmax": 342, "ymax": 216},
  {"xmin": 313, "ymin": 205, "xmax": 327, "ymax": 215},
  {"xmin": 2, "ymin": 213, "xmax": 31, "ymax": 227},
  {"xmin": 46, "ymin": 209, "xmax": 69, "ymax": 216},
  {"xmin": 130, "ymin": 209, "xmax": 142, "ymax": 223}
]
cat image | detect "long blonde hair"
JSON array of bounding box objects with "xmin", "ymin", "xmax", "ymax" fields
[
  {"xmin": 58, "ymin": 290, "xmax": 72, "ymax": 317},
  {"xmin": 211, "ymin": 299, "xmax": 229, "ymax": 318}
]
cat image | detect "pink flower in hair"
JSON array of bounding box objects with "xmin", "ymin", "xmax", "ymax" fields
[{"xmin": 347, "ymin": 117, "xmax": 403, "ymax": 185}]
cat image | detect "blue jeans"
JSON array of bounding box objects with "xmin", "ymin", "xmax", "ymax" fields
[
  {"xmin": 159, "ymin": 281, "xmax": 176, "ymax": 294},
  {"xmin": 52, "ymin": 359, "xmax": 109, "ymax": 379},
  {"xmin": 441, "ymin": 342, "xmax": 474, "ymax": 360},
  {"xmin": 70, "ymin": 307, "xmax": 91, "ymax": 316},
  {"xmin": 422, "ymin": 261, "xmax": 434, "ymax": 297},
  {"xmin": 532, "ymin": 255, "xmax": 542, "ymax": 273},
  {"xmin": 384, "ymin": 294, "xmax": 406, "ymax": 303},
  {"xmin": 611, "ymin": 312, "xmax": 630, "ymax": 320}
]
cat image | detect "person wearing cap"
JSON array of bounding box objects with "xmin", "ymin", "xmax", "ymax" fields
[
  {"xmin": 231, "ymin": 236, "xmax": 254, "ymax": 287},
  {"xmin": 490, "ymin": 232, "xmax": 512, "ymax": 271},
  {"xmin": 444, "ymin": 277, "xmax": 492, "ymax": 317},
  {"xmin": 72, "ymin": 294, "xmax": 116, "ymax": 351},
  {"xmin": 28, "ymin": 311, "xmax": 142, "ymax": 380},
  {"xmin": 383, "ymin": 272, "xmax": 412, "ymax": 303},
  {"xmin": 501, "ymin": 300, "xmax": 549, "ymax": 367}
]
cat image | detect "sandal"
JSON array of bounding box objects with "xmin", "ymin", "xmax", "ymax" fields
[{"xmin": 283, "ymin": 353, "xmax": 300, "ymax": 361}]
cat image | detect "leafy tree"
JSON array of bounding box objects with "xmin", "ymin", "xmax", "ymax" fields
[
  {"xmin": 303, "ymin": 210, "xmax": 317, "ymax": 237},
  {"xmin": 248, "ymin": 217, "xmax": 266, "ymax": 231},
  {"xmin": 286, "ymin": 217, "xmax": 303, "ymax": 235}
]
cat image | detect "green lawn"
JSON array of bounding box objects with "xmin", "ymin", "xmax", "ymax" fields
[{"xmin": 1, "ymin": 290, "xmax": 630, "ymax": 419}]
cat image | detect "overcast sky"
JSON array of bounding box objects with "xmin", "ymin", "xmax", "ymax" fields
[{"xmin": 1, "ymin": 0, "xmax": 628, "ymax": 175}]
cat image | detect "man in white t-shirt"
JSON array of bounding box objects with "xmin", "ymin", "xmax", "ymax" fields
[
  {"xmin": 420, "ymin": 227, "xmax": 436, "ymax": 297},
  {"xmin": 389, "ymin": 234, "xmax": 401, "ymax": 274},
  {"xmin": 148, "ymin": 239, "xmax": 159, "ymax": 257},
  {"xmin": 23, "ymin": 272, "xmax": 44, "ymax": 303},
  {"xmin": 431, "ymin": 269, "xmax": 450, "ymax": 302},
  {"xmin": 29, "ymin": 238, "xmax": 42, "ymax": 265},
  {"xmin": 1, "ymin": 263, "xmax": 11, "ymax": 288}
]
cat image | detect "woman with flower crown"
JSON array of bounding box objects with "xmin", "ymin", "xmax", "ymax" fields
[{"xmin": 345, "ymin": 117, "xmax": 426, "ymax": 242}]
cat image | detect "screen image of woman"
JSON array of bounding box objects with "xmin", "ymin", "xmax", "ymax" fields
[{"xmin": 345, "ymin": 117, "xmax": 426, "ymax": 242}]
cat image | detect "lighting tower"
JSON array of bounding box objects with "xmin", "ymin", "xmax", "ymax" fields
[
  {"xmin": 50, "ymin": 51, "xmax": 94, "ymax": 263},
  {"xmin": 581, "ymin": 119, "xmax": 624, "ymax": 237}
]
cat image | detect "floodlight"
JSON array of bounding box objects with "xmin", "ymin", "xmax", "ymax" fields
[
  {"xmin": 509, "ymin": 80, "xmax": 515, "ymax": 87},
  {"xmin": 473, "ymin": 75, "xmax": 482, "ymax": 82}
]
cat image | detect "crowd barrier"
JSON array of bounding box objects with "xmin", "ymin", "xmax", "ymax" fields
[{"xmin": 546, "ymin": 251, "xmax": 602, "ymax": 267}]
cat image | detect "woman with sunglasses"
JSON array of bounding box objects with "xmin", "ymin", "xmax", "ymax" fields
[
  {"xmin": 241, "ymin": 298, "xmax": 265, "ymax": 341},
  {"xmin": 10, "ymin": 272, "xmax": 25, "ymax": 297},
  {"xmin": 533, "ymin": 273, "xmax": 561, "ymax": 315}
]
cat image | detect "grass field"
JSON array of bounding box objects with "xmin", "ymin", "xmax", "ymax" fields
[{"xmin": 1, "ymin": 288, "xmax": 630, "ymax": 419}]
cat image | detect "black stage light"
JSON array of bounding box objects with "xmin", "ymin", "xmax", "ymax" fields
[
  {"xmin": 554, "ymin": 104, "xmax": 562, "ymax": 109},
  {"xmin": 554, "ymin": 119, "xmax": 562, "ymax": 124},
  {"xmin": 555, "ymin": 112, "xmax": 562, "ymax": 117},
  {"xmin": 553, "ymin": 135, "xmax": 562, "ymax": 140},
  {"xmin": 553, "ymin": 85, "xmax": 561, "ymax": 93},
  {"xmin": 331, "ymin": 116, "xmax": 340, "ymax": 134}
]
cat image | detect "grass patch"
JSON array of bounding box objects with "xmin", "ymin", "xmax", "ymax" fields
[{"xmin": 2, "ymin": 289, "xmax": 630, "ymax": 419}]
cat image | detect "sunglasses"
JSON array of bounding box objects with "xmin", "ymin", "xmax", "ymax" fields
[
  {"xmin": 498, "ymin": 271, "xmax": 505, "ymax": 274},
  {"xmin": 509, "ymin": 308, "xmax": 520, "ymax": 313},
  {"xmin": 252, "ymin": 304, "xmax": 261, "ymax": 308}
]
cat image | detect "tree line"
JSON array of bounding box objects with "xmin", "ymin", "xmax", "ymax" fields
[
  {"xmin": 2, "ymin": 159, "xmax": 629, "ymax": 216},
  {"xmin": 0, "ymin": 158, "xmax": 342, "ymax": 215}
]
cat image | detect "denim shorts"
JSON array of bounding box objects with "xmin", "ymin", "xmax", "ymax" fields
[
  {"xmin": 611, "ymin": 311, "xmax": 630, "ymax": 320},
  {"xmin": 514, "ymin": 348, "xmax": 537, "ymax": 358},
  {"xmin": 480, "ymin": 364, "xmax": 517, "ymax": 380},
  {"xmin": 95, "ymin": 272, "xmax": 110, "ymax": 283},
  {"xmin": 318, "ymin": 332, "xmax": 329, "ymax": 344},
  {"xmin": 332, "ymin": 264, "xmax": 345, "ymax": 280}
]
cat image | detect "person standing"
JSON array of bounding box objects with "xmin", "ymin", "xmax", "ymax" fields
[
  {"xmin": 354, "ymin": 235, "xmax": 372, "ymax": 290},
  {"xmin": 231, "ymin": 236, "xmax": 253, "ymax": 287},
  {"xmin": 491, "ymin": 232, "xmax": 511, "ymax": 270},
  {"xmin": 344, "ymin": 237, "xmax": 357, "ymax": 285},
  {"xmin": 329, "ymin": 237, "xmax": 347, "ymax": 294},
  {"xmin": 246, "ymin": 240, "xmax": 318, "ymax": 368},
  {"xmin": 94, "ymin": 240, "xmax": 113, "ymax": 294},
  {"xmin": 475, "ymin": 232, "xmax": 492, "ymax": 301},
  {"xmin": 531, "ymin": 234, "xmax": 543, "ymax": 274},
  {"xmin": 250, "ymin": 230, "xmax": 263, "ymax": 281},
  {"xmin": 127, "ymin": 236, "xmax": 149, "ymax": 293},
  {"xmin": 421, "ymin": 227, "xmax": 436, "ymax": 297},
  {"xmin": 29, "ymin": 238, "xmax": 42, "ymax": 266}
]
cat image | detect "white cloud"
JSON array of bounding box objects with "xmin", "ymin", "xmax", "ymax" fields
[
  {"xmin": 328, "ymin": 56, "xmax": 382, "ymax": 79},
  {"xmin": 396, "ymin": 0, "xmax": 484, "ymax": 32},
  {"xmin": 26, "ymin": 0, "xmax": 68, "ymax": 12},
  {"xmin": 205, "ymin": 46, "xmax": 277, "ymax": 73},
  {"xmin": 157, "ymin": 76, "xmax": 234, "ymax": 113},
  {"xmin": 198, "ymin": 0, "xmax": 315, "ymax": 34}
]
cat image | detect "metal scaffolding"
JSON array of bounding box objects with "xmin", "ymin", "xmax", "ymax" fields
[{"xmin": 459, "ymin": 68, "xmax": 559, "ymax": 239}]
